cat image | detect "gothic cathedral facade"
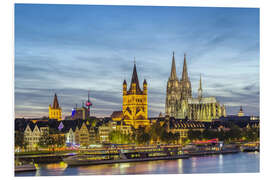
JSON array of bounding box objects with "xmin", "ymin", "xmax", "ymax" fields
[{"xmin": 165, "ymin": 53, "xmax": 226, "ymax": 122}]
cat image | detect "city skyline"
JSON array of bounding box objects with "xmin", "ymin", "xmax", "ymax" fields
[{"xmin": 15, "ymin": 4, "xmax": 259, "ymax": 118}]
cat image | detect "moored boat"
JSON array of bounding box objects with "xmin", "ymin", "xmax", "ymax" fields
[
  {"xmin": 15, "ymin": 164, "xmax": 37, "ymax": 172},
  {"xmin": 63, "ymin": 153, "xmax": 189, "ymax": 167}
]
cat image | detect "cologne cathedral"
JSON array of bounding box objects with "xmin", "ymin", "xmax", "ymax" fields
[{"xmin": 165, "ymin": 52, "xmax": 226, "ymax": 122}]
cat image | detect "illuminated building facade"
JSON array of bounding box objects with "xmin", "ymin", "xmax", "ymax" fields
[
  {"xmin": 74, "ymin": 122, "xmax": 90, "ymax": 147},
  {"xmin": 23, "ymin": 122, "xmax": 49, "ymax": 150},
  {"xmin": 49, "ymin": 93, "xmax": 62, "ymax": 121},
  {"xmin": 165, "ymin": 53, "xmax": 226, "ymax": 122},
  {"xmin": 122, "ymin": 63, "xmax": 150, "ymax": 128},
  {"xmin": 238, "ymin": 106, "xmax": 244, "ymax": 117},
  {"xmin": 71, "ymin": 106, "xmax": 88, "ymax": 120}
]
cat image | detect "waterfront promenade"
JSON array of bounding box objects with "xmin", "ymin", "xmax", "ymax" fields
[{"xmin": 15, "ymin": 152, "xmax": 259, "ymax": 176}]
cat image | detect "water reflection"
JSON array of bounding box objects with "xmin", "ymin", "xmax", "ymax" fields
[
  {"xmin": 177, "ymin": 159, "xmax": 183, "ymax": 173},
  {"xmin": 15, "ymin": 152, "xmax": 259, "ymax": 176},
  {"xmin": 35, "ymin": 162, "xmax": 68, "ymax": 176}
]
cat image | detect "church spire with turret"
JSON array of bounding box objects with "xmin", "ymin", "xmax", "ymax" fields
[
  {"xmin": 128, "ymin": 61, "xmax": 142, "ymax": 94},
  {"xmin": 49, "ymin": 93, "xmax": 62, "ymax": 121},
  {"xmin": 121, "ymin": 60, "xmax": 148, "ymax": 128}
]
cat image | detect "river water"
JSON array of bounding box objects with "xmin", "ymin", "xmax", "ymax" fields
[{"xmin": 15, "ymin": 152, "xmax": 259, "ymax": 176}]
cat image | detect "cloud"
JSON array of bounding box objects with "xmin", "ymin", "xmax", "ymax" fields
[{"xmin": 14, "ymin": 5, "xmax": 259, "ymax": 117}]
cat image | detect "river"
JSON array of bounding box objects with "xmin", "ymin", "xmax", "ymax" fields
[{"xmin": 15, "ymin": 152, "xmax": 259, "ymax": 176}]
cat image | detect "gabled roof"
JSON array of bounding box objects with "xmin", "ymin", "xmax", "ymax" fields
[
  {"xmin": 167, "ymin": 118, "xmax": 205, "ymax": 129},
  {"xmin": 111, "ymin": 111, "xmax": 123, "ymax": 119}
]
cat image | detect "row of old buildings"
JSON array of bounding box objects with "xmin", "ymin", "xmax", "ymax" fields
[
  {"xmin": 15, "ymin": 114, "xmax": 259, "ymax": 150},
  {"xmin": 16, "ymin": 118, "xmax": 133, "ymax": 150},
  {"xmin": 16, "ymin": 116, "xmax": 210, "ymax": 150}
]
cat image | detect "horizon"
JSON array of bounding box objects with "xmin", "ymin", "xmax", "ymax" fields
[{"xmin": 15, "ymin": 4, "xmax": 259, "ymax": 118}]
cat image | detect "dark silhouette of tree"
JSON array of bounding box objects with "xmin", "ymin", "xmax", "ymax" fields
[{"xmin": 15, "ymin": 131, "xmax": 28, "ymax": 150}]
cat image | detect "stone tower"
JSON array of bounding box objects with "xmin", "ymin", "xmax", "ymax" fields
[
  {"xmin": 49, "ymin": 93, "xmax": 62, "ymax": 121},
  {"xmin": 122, "ymin": 62, "xmax": 149, "ymax": 128},
  {"xmin": 165, "ymin": 52, "xmax": 180, "ymax": 117},
  {"xmin": 179, "ymin": 54, "xmax": 192, "ymax": 100},
  {"xmin": 176, "ymin": 54, "xmax": 192, "ymax": 119}
]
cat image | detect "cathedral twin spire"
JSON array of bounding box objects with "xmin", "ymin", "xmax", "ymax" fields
[
  {"xmin": 170, "ymin": 52, "xmax": 177, "ymax": 80},
  {"xmin": 181, "ymin": 53, "xmax": 189, "ymax": 81},
  {"xmin": 169, "ymin": 52, "xmax": 190, "ymax": 82}
]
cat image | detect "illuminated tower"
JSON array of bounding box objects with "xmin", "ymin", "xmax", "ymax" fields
[
  {"xmin": 238, "ymin": 106, "xmax": 244, "ymax": 117},
  {"xmin": 85, "ymin": 91, "xmax": 92, "ymax": 117},
  {"xmin": 122, "ymin": 62, "xmax": 149, "ymax": 128},
  {"xmin": 49, "ymin": 93, "xmax": 62, "ymax": 121}
]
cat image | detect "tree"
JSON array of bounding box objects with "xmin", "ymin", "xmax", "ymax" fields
[
  {"xmin": 54, "ymin": 134, "xmax": 65, "ymax": 147},
  {"xmin": 188, "ymin": 130, "xmax": 202, "ymax": 141},
  {"xmin": 15, "ymin": 131, "xmax": 28, "ymax": 150},
  {"xmin": 137, "ymin": 132, "xmax": 150, "ymax": 144},
  {"xmin": 227, "ymin": 125, "xmax": 241, "ymax": 141},
  {"xmin": 217, "ymin": 129, "xmax": 226, "ymax": 141},
  {"xmin": 245, "ymin": 127, "xmax": 259, "ymax": 142},
  {"xmin": 148, "ymin": 122, "xmax": 163, "ymax": 144},
  {"xmin": 38, "ymin": 132, "xmax": 54, "ymax": 148}
]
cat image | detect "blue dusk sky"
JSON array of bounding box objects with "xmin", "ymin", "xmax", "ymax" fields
[{"xmin": 15, "ymin": 4, "xmax": 259, "ymax": 118}]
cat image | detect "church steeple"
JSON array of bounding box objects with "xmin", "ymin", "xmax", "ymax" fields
[
  {"xmin": 49, "ymin": 93, "xmax": 62, "ymax": 121},
  {"xmin": 53, "ymin": 93, "xmax": 60, "ymax": 109},
  {"xmin": 238, "ymin": 105, "xmax": 244, "ymax": 117},
  {"xmin": 128, "ymin": 61, "xmax": 142, "ymax": 94},
  {"xmin": 179, "ymin": 53, "xmax": 192, "ymax": 100},
  {"xmin": 181, "ymin": 53, "xmax": 189, "ymax": 81},
  {"xmin": 170, "ymin": 51, "xmax": 177, "ymax": 80}
]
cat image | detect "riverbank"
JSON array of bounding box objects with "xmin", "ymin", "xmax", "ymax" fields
[{"xmin": 15, "ymin": 152, "xmax": 259, "ymax": 176}]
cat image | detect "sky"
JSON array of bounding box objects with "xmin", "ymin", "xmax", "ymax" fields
[{"xmin": 14, "ymin": 4, "xmax": 260, "ymax": 118}]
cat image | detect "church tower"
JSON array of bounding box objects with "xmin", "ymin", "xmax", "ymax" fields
[
  {"xmin": 49, "ymin": 93, "xmax": 62, "ymax": 121},
  {"xmin": 165, "ymin": 52, "xmax": 180, "ymax": 117},
  {"xmin": 237, "ymin": 106, "xmax": 244, "ymax": 117},
  {"xmin": 122, "ymin": 62, "xmax": 149, "ymax": 128},
  {"xmin": 176, "ymin": 54, "xmax": 192, "ymax": 119},
  {"xmin": 179, "ymin": 54, "xmax": 192, "ymax": 100}
]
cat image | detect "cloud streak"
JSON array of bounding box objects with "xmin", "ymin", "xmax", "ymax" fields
[{"xmin": 15, "ymin": 5, "xmax": 259, "ymax": 118}]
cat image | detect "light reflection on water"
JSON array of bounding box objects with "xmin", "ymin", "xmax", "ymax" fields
[{"xmin": 15, "ymin": 152, "xmax": 259, "ymax": 176}]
